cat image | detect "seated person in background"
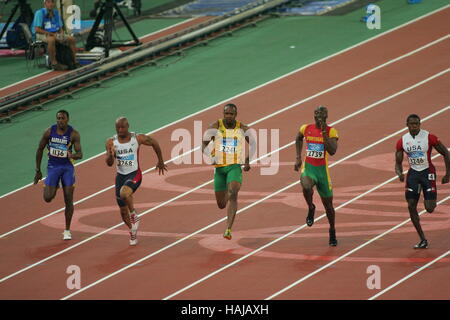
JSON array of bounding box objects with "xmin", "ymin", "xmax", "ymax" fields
[{"xmin": 32, "ymin": 0, "xmax": 78, "ymax": 70}]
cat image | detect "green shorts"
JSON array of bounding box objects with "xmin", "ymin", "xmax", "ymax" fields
[
  {"xmin": 301, "ymin": 162, "xmax": 333, "ymax": 198},
  {"xmin": 214, "ymin": 164, "xmax": 242, "ymax": 192}
]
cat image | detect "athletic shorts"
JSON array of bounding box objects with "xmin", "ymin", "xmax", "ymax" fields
[
  {"xmin": 301, "ymin": 162, "xmax": 333, "ymax": 198},
  {"xmin": 214, "ymin": 164, "xmax": 242, "ymax": 192},
  {"xmin": 115, "ymin": 169, "xmax": 142, "ymax": 207},
  {"xmin": 45, "ymin": 164, "xmax": 75, "ymax": 187},
  {"xmin": 405, "ymin": 167, "xmax": 437, "ymax": 201}
]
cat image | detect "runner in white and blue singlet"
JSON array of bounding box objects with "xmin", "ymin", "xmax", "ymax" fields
[
  {"xmin": 395, "ymin": 114, "xmax": 450, "ymax": 249},
  {"xmin": 105, "ymin": 117, "xmax": 167, "ymax": 246}
]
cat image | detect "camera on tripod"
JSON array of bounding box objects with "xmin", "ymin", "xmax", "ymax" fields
[
  {"xmin": 85, "ymin": 0, "xmax": 141, "ymax": 57},
  {"xmin": 89, "ymin": 0, "xmax": 141, "ymax": 18}
]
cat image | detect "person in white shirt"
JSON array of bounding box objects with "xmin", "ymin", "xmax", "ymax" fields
[
  {"xmin": 395, "ymin": 114, "xmax": 449, "ymax": 249},
  {"xmin": 105, "ymin": 117, "xmax": 167, "ymax": 245}
]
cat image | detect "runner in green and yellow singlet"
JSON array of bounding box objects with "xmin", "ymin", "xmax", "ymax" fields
[{"xmin": 202, "ymin": 103, "xmax": 252, "ymax": 240}]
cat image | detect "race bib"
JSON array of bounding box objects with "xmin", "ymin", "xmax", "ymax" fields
[
  {"xmin": 117, "ymin": 155, "xmax": 135, "ymax": 167},
  {"xmin": 408, "ymin": 151, "xmax": 426, "ymax": 166},
  {"xmin": 49, "ymin": 146, "xmax": 68, "ymax": 158},
  {"xmin": 306, "ymin": 143, "xmax": 324, "ymax": 159},
  {"xmin": 220, "ymin": 138, "xmax": 237, "ymax": 154}
]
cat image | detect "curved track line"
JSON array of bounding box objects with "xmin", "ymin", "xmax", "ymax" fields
[
  {"xmin": 1, "ymin": 37, "xmax": 448, "ymax": 239},
  {"xmin": 1, "ymin": 5, "xmax": 448, "ymax": 199},
  {"xmin": 266, "ymin": 195, "xmax": 450, "ymax": 300},
  {"xmin": 1, "ymin": 72, "xmax": 448, "ymax": 287},
  {"xmin": 368, "ymin": 249, "xmax": 450, "ymax": 300},
  {"xmin": 61, "ymin": 107, "xmax": 448, "ymax": 300}
]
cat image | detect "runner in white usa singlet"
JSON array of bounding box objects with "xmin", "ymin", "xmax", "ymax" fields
[{"xmin": 395, "ymin": 114, "xmax": 450, "ymax": 249}]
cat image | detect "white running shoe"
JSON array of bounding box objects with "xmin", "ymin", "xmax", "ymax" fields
[
  {"xmin": 130, "ymin": 212, "xmax": 140, "ymax": 232},
  {"xmin": 63, "ymin": 230, "xmax": 72, "ymax": 240},
  {"xmin": 129, "ymin": 231, "xmax": 138, "ymax": 246}
]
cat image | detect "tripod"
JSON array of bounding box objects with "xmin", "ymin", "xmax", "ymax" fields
[
  {"xmin": 85, "ymin": 0, "xmax": 141, "ymax": 57},
  {"xmin": 0, "ymin": 0, "xmax": 34, "ymax": 45}
]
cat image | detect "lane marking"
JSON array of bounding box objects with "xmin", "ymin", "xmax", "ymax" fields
[
  {"xmin": 368, "ymin": 249, "xmax": 450, "ymax": 300},
  {"xmin": 1, "ymin": 70, "xmax": 448, "ymax": 283},
  {"xmin": 61, "ymin": 105, "xmax": 448, "ymax": 299},
  {"xmin": 1, "ymin": 5, "xmax": 448, "ymax": 199},
  {"xmin": 266, "ymin": 195, "xmax": 450, "ymax": 300},
  {"xmin": 1, "ymin": 37, "xmax": 448, "ymax": 238}
]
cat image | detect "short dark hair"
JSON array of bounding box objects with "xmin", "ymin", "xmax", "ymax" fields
[
  {"xmin": 406, "ymin": 114, "xmax": 420, "ymax": 123},
  {"xmin": 224, "ymin": 103, "xmax": 237, "ymax": 113},
  {"xmin": 57, "ymin": 109, "xmax": 69, "ymax": 118}
]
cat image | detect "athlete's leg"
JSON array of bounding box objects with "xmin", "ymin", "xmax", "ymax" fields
[
  {"xmin": 215, "ymin": 191, "xmax": 228, "ymax": 209},
  {"xmin": 115, "ymin": 175, "xmax": 132, "ymax": 229},
  {"xmin": 120, "ymin": 185, "xmax": 135, "ymax": 213},
  {"xmin": 407, "ymin": 198, "xmax": 426, "ymax": 241},
  {"xmin": 214, "ymin": 167, "xmax": 228, "ymax": 209},
  {"xmin": 43, "ymin": 185, "xmax": 58, "ymax": 203},
  {"xmin": 301, "ymin": 175, "xmax": 316, "ymax": 226},
  {"xmin": 300, "ymin": 175, "xmax": 315, "ymax": 209},
  {"xmin": 424, "ymin": 200, "xmax": 436, "ymax": 213},
  {"xmin": 62, "ymin": 186, "xmax": 75, "ymax": 230},
  {"xmin": 423, "ymin": 168, "xmax": 437, "ymax": 213},
  {"xmin": 405, "ymin": 170, "xmax": 427, "ymax": 242},
  {"xmin": 226, "ymin": 181, "xmax": 241, "ymax": 230},
  {"xmin": 119, "ymin": 205, "xmax": 132, "ymax": 229},
  {"xmin": 320, "ymin": 196, "xmax": 335, "ymax": 230}
]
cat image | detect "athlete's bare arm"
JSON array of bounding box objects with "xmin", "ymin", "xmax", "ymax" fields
[
  {"xmin": 202, "ymin": 121, "xmax": 219, "ymax": 165},
  {"xmin": 105, "ymin": 138, "xmax": 115, "ymax": 167},
  {"xmin": 34, "ymin": 128, "xmax": 51, "ymax": 184},
  {"xmin": 69, "ymin": 130, "xmax": 83, "ymax": 160},
  {"xmin": 320, "ymin": 119, "xmax": 338, "ymax": 155},
  {"xmin": 202, "ymin": 121, "xmax": 219, "ymax": 152},
  {"xmin": 137, "ymin": 134, "xmax": 167, "ymax": 175},
  {"xmin": 294, "ymin": 131, "xmax": 304, "ymax": 172},
  {"xmin": 241, "ymin": 123, "xmax": 253, "ymax": 172},
  {"xmin": 395, "ymin": 150, "xmax": 405, "ymax": 182},
  {"xmin": 434, "ymin": 141, "xmax": 450, "ymax": 184}
]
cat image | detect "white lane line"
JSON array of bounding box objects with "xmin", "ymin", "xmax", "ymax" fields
[
  {"xmin": 62, "ymin": 106, "xmax": 448, "ymax": 300},
  {"xmin": 266, "ymin": 194, "xmax": 450, "ymax": 300},
  {"xmin": 369, "ymin": 250, "xmax": 450, "ymax": 300},
  {"xmin": 1, "ymin": 70, "xmax": 448, "ymax": 284},
  {"xmin": 162, "ymin": 109, "xmax": 449, "ymax": 299},
  {"xmin": 2, "ymin": 38, "xmax": 448, "ymax": 239},
  {"xmin": 1, "ymin": 5, "xmax": 448, "ymax": 199}
]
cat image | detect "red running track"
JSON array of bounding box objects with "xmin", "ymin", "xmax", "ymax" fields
[{"xmin": 0, "ymin": 7, "xmax": 449, "ymax": 300}]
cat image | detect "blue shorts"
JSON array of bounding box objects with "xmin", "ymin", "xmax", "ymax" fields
[{"xmin": 45, "ymin": 164, "xmax": 75, "ymax": 187}]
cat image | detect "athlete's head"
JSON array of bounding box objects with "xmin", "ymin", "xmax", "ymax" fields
[
  {"xmin": 406, "ymin": 114, "xmax": 421, "ymax": 136},
  {"xmin": 223, "ymin": 103, "xmax": 237, "ymax": 126},
  {"xmin": 56, "ymin": 110, "xmax": 69, "ymax": 130},
  {"xmin": 115, "ymin": 117, "xmax": 130, "ymax": 139},
  {"xmin": 314, "ymin": 105, "xmax": 328, "ymax": 126},
  {"xmin": 44, "ymin": 0, "xmax": 55, "ymax": 10}
]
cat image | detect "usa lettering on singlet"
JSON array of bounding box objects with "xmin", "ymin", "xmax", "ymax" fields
[
  {"xmin": 47, "ymin": 124, "xmax": 73, "ymax": 166},
  {"xmin": 397, "ymin": 129, "xmax": 439, "ymax": 171},
  {"xmin": 114, "ymin": 133, "xmax": 140, "ymax": 175}
]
